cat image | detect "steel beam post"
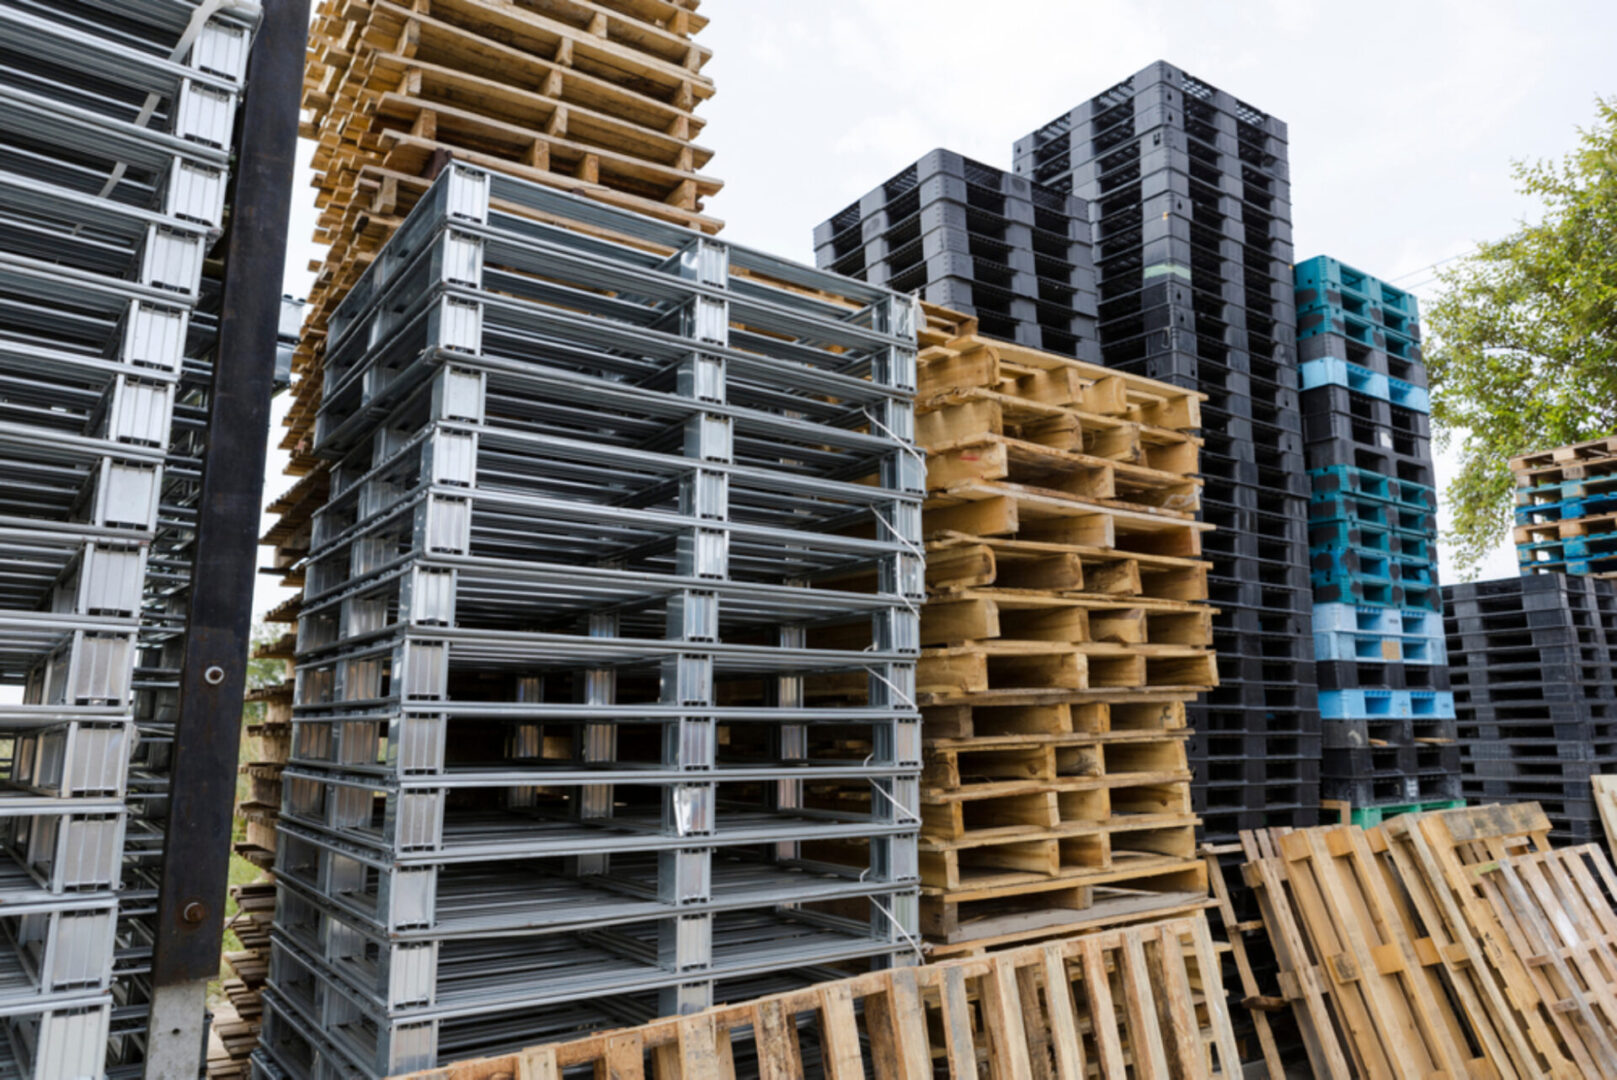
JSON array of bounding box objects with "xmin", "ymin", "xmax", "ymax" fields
[{"xmin": 145, "ymin": 1, "xmax": 309, "ymax": 1075}]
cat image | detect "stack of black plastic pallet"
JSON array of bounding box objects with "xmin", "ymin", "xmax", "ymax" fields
[
  {"xmin": 1014, "ymin": 62, "xmax": 1319, "ymax": 844},
  {"xmin": 1296, "ymin": 256, "xmax": 1460, "ymax": 827},
  {"xmin": 0, "ymin": 1, "xmax": 261, "ymax": 1076},
  {"xmin": 253, "ymin": 163, "xmax": 923, "ymax": 1080},
  {"xmin": 1445, "ymin": 574, "xmax": 1617, "ymax": 844},
  {"xmin": 813, "ymin": 148, "xmax": 1099, "ymax": 362}
]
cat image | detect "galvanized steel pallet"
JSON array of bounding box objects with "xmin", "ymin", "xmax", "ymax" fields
[
  {"xmin": 0, "ymin": 1, "xmax": 267, "ymax": 1073},
  {"xmin": 261, "ymin": 162, "xmax": 923, "ymax": 1077}
]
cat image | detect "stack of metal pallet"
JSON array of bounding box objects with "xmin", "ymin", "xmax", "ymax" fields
[
  {"xmin": 814, "ymin": 149, "xmax": 1099, "ymax": 362},
  {"xmin": 1294, "ymin": 256, "xmax": 1460, "ymax": 825},
  {"xmin": 1014, "ymin": 62, "xmax": 1320, "ymax": 844},
  {"xmin": 1445, "ymin": 573, "xmax": 1617, "ymax": 844},
  {"xmin": 253, "ymin": 163, "xmax": 922, "ymax": 1080},
  {"xmin": 0, "ymin": 0, "xmax": 261, "ymax": 1075},
  {"xmin": 1514, "ymin": 435, "xmax": 1617, "ymax": 578}
]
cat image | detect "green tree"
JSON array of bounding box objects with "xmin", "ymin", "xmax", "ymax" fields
[{"xmin": 1425, "ymin": 97, "xmax": 1617, "ymax": 577}]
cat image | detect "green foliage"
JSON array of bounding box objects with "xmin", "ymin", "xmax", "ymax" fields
[{"xmin": 1425, "ymin": 97, "xmax": 1617, "ymax": 577}]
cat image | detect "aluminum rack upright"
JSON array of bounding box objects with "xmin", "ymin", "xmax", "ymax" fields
[
  {"xmin": 253, "ymin": 163, "xmax": 923, "ymax": 1080},
  {"xmin": 0, "ymin": 0, "xmax": 263, "ymax": 1076}
]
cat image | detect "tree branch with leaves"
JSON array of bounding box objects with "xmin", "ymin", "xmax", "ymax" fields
[{"xmin": 1424, "ymin": 97, "xmax": 1617, "ymax": 577}]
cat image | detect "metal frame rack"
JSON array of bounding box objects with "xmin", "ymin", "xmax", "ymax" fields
[
  {"xmin": 1294, "ymin": 256, "xmax": 1459, "ymax": 826},
  {"xmin": 813, "ymin": 149, "xmax": 1099, "ymax": 362},
  {"xmin": 1013, "ymin": 62, "xmax": 1320, "ymax": 845},
  {"xmin": 253, "ymin": 163, "xmax": 922, "ymax": 1080},
  {"xmin": 0, "ymin": 0, "xmax": 263, "ymax": 1076},
  {"xmin": 1445, "ymin": 574, "xmax": 1617, "ymax": 844}
]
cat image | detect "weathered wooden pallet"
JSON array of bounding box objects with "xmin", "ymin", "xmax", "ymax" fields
[
  {"xmin": 390, "ymin": 913, "xmax": 1243, "ymax": 1079},
  {"xmin": 1479, "ymin": 844, "xmax": 1617, "ymax": 1075},
  {"xmin": 1272, "ymin": 825, "xmax": 1482, "ymax": 1078},
  {"xmin": 1510, "ymin": 435, "xmax": 1617, "ymax": 476},
  {"xmin": 1246, "ymin": 803, "xmax": 1616, "ymax": 1080}
]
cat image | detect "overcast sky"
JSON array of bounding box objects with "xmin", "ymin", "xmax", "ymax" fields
[{"xmin": 264, "ymin": 0, "xmax": 1616, "ymax": 617}]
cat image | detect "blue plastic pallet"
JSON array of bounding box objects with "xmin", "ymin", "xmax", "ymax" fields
[
  {"xmin": 1310, "ymin": 547, "xmax": 1437, "ymax": 586},
  {"xmin": 1319, "ymin": 688, "xmax": 1456, "ymax": 721},
  {"xmin": 1312, "ymin": 604, "xmax": 1444, "ymax": 638},
  {"xmin": 1294, "ymin": 255, "xmax": 1421, "ymax": 321},
  {"xmin": 1301, "ymin": 358, "xmax": 1430, "ymax": 413},
  {"xmin": 1313, "ymin": 577, "xmax": 1441, "ymax": 613},
  {"xmin": 1297, "ymin": 308, "xmax": 1423, "ymax": 365},
  {"xmin": 1311, "ymin": 465, "xmax": 1435, "ymax": 511},
  {"xmin": 1516, "ymin": 473, "xmax": 1617, "ymax": 502},
  {"xmin": 1513, "ymin": 492, "xmax": 1617, "ymax": 525},
  {"xmin": 1310, "ymin": 497, "xmax": 1437, "ymax": 538},
  {"xmin": 1314, "ymin": 628, "xmax": 1446, "ymax": 664},
  {"xmin": 1308, "ymin": 523, "xmax": 1434, "ymax": 561}
]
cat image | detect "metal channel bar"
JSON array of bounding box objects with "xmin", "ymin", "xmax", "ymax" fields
[{"xmin": 141, "ymin": 3, "xmax": 305, "ymax": 1079}]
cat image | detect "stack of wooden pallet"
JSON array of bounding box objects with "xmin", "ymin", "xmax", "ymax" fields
[
  {"xmin": 210, "ymin": 637, "xmax": 294, "ymax": 1080},
  {"xmin": 273, "ymin": 0, "xmax": 719, "ymax": 535},
  {"xmin": 389, "ymin": 912, "xmax": 1242, "ymax": 1079},
  {"xmin": 915, "ymin": 306, "xmax": 1216, "ymax": 952},
  {"xmin": 1234, "ymin": 801, "xmax": 1617, "ymax": 1079}
]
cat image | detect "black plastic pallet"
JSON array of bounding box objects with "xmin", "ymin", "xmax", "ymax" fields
[
  {"xmin": 1315, "ymin": 660, "xmax": 1450, "ymax": 691},
  {"xmin": 1322, "ymin": 716, "xmax": 1458, "ymax": 748},
  {"xmin": 1321, "ymin": 770, "xmax": 1462, "ymax": 806}
]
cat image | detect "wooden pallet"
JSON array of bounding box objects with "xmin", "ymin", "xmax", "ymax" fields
[
  {"xmin": 392, "ymin": 913, "xmax": 1242, "ymax": 1079},
  {"xmin": 1510, "ymin": 435, "xmax": 1617, "ymax": 477},
  {"xmin": 1243, "ymin": 802, "xmax": 1617, "ymax": 1080},
  {"xmin": 1592, "ymin": 774, "xmax": 1617, "ymax": 859}
]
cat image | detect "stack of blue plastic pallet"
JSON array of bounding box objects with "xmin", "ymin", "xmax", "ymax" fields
[
  {"xmin": 1512, "ymin": 435, "xmax": 1617, "ymax": 577},
  {"xmin": 1296, "ymin": 256, "xmax": 1461, "ymax": 825}
]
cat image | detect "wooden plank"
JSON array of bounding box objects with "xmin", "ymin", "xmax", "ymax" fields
[
  {"xmin": 601, "ymin": 1033, "xmax": 644, "ymax": 1079},
  {"xmin": 1039, "ymin": 944, "xmax": 1087, "ymax": 1080},
  {"xmin": 1188, "ymin": 912, "xmax": 1246, "ymax": 1077},
  {"xmin": 981, "ymin": 954, "xmax": 1035, "ymax": 1079},
  {"xmin": 939, "ymin": 965, "xmax": 980, "ymax": 1078},
  {"xmin": 1116, "ymin": 930, "xmax": 1170, "ymax": 1078},
  {"xmin": 885, "ymin": 967, "xmax": 933, "ymax": 1078},
  {"xmin": 1592, "ymin": 775, "xmax": 1617, "ymax": 863},
  {"xmin": 753, "ymin": 999, "xmax": 801, "ymax": 1080},
  {"xmin": 1078, "ymin": 935, "xmax": 1128, "ymax": 1078},
  {"xmin": 816, "ymin": 982, "xmax": 866, "ymax": 1080}
]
